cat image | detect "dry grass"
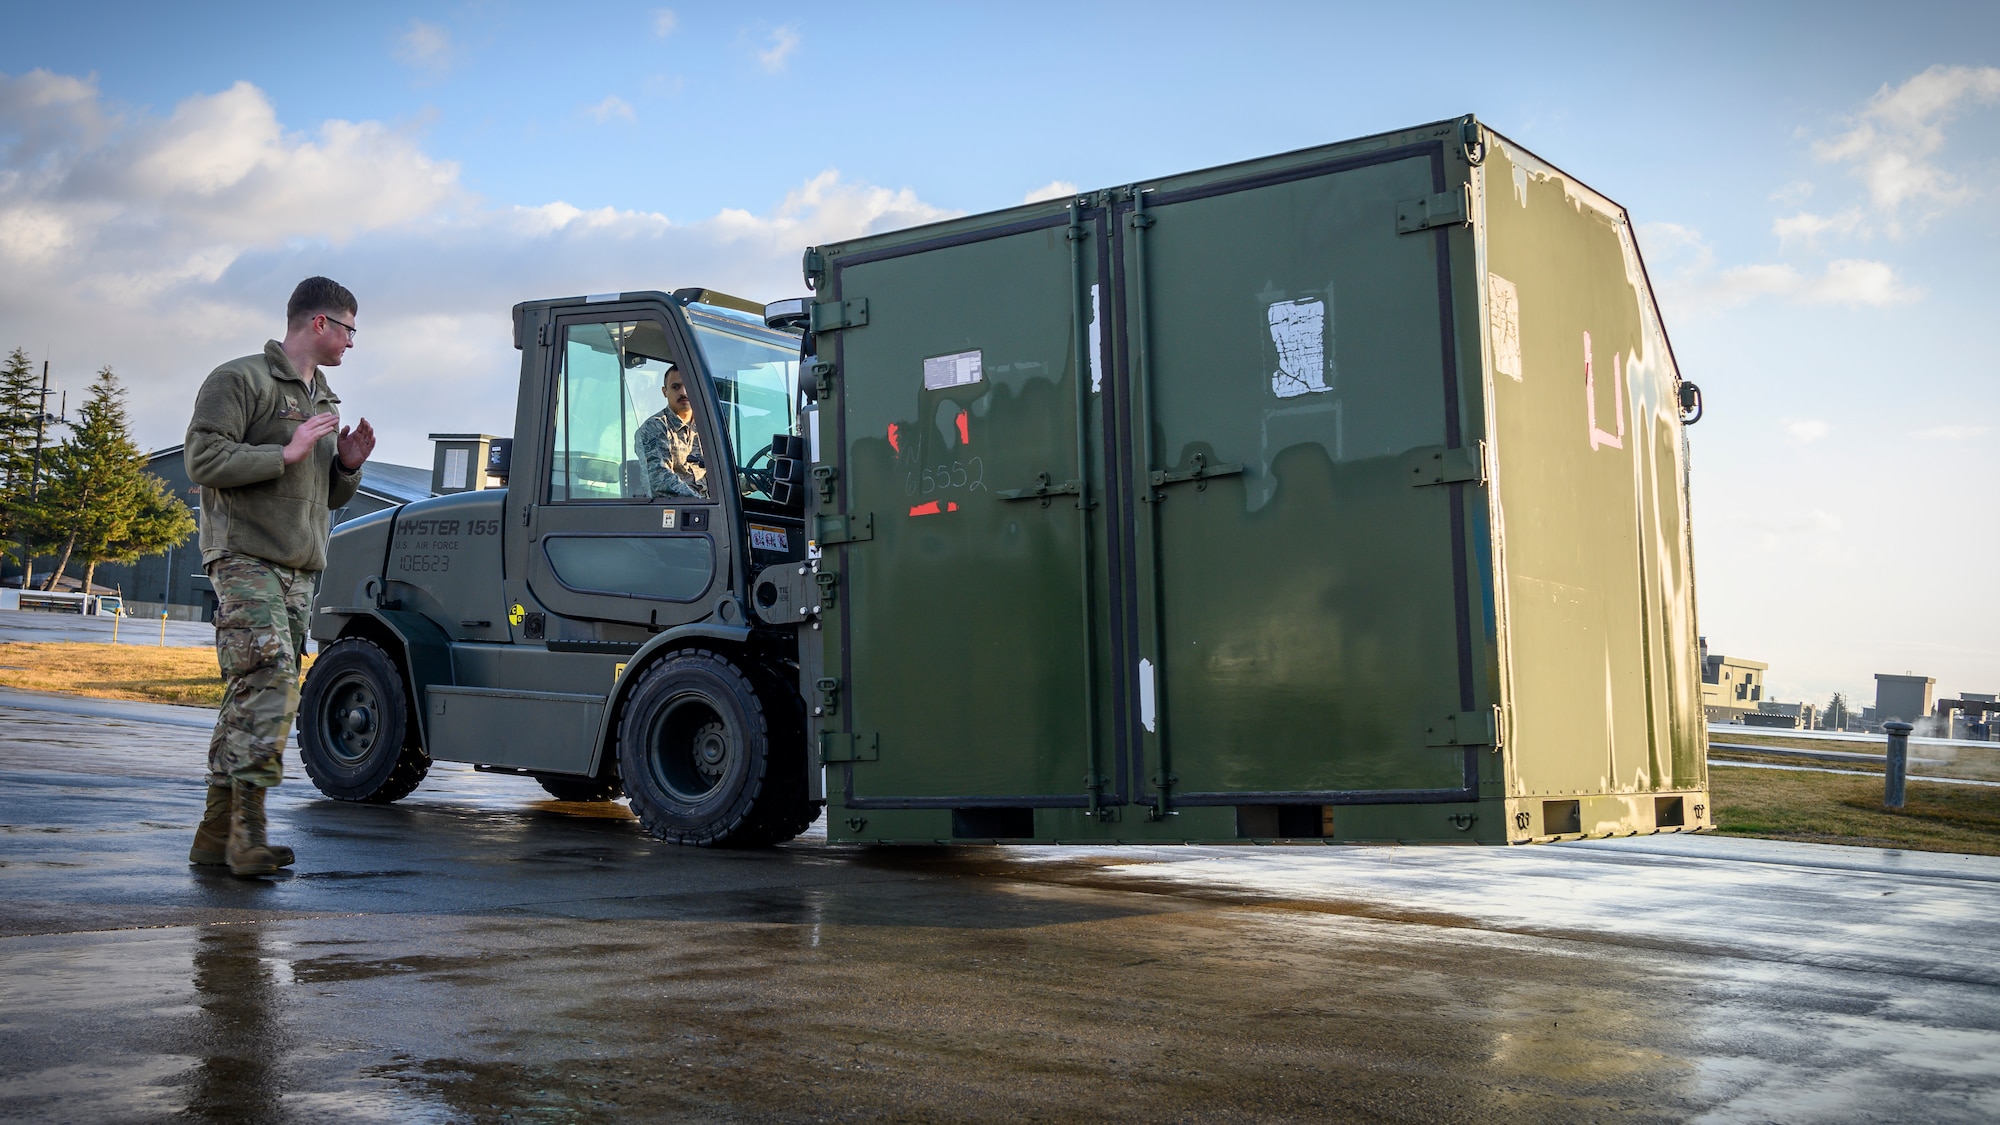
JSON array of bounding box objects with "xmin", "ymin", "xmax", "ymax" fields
[
  {"xmin": 0, "ymin": 641, "xmax": 312, "ymax": 708},
  {"xmin": 1710, "ymin": 757, "xmax": 2000, "ymax": 856}
]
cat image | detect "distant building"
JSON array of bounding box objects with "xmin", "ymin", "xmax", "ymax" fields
[
  {"xmin": 81, "ymin": 445, "xmax": 432, "ymax": 622},
  {"xmin": 1699, "ymin": 637, "xmax": 1767, "ymax": 723},
  {"xmin": 1758, "ymin": 700, "xmax": 1818, "ymax": 730},
  {"xmin": 1874, "ymin": 673, "xmax": 1936, "ymax": 726}
]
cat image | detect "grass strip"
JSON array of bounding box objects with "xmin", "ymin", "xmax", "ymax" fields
[{"xmin": 0, "ymin": 641, "xmax": 312, "ymax": 708}]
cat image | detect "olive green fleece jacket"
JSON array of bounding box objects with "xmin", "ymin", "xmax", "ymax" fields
[{"xmin": 185, "ymin": 340, "xmax": 363, "ymax": 572}]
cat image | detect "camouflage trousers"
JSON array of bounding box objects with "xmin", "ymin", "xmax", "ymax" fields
[{"xmin": 207, "ymin": 553, "xmax": 314, "ymax": 788}]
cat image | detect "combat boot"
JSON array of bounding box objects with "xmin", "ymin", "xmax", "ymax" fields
[
  {"xmin": 191, "ymin": 784, "xmax": 294, "ymax": 868},
  {"xmin": 226, "ymin": 781, "xmax": 285, "ymax": 877}
]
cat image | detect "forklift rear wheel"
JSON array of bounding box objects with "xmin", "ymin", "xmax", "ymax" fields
[
  {"xmin": 616, "ymin": 649, "xmax": 775, "ymax": 846},
  {"xmin": 298, "ymin": 637, "xmax": 430, "ymax": 803}
]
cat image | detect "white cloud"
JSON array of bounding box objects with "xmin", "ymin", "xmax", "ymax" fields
[
  {"xmin": 1772, "ymin": 208, "xmax": 1865, "ymax": 247},
  {"xmin": 1914, "ymin": 424, "xmax": 1991, "ymax": 441},
  {"xmin": 1640, "ymin": 223, "xmax": 1919, "ymax": 315},
  {"xmin": 1813, "ymin": 64, "xmax": 2000, "ymax": 230},
  {"xmin": 393, "ymin": 20, "xmax": 453, "ymax": 80},
  {"xmin": 1783, "ymin": 419, "xmax": 1829, "ymax": 444},
  {"xmin": 585, "ymin": 95, "xmax": 635, "ymax": 124},
  {"xmin": 0, "ymin": 71, "xmax": 953, "ymax": 469},
  {"xmin": 652, "ymin": 9, "xmax": 678, "ymax": 37},
  {"xmin": 1022, "ymin": 180, "xmax": 1078, "ymax": 204},
  {"xmin": 758, "ymin": 25, "xmax": 801, "ymax": 72}
]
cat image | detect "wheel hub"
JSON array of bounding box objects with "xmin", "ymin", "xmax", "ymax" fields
[
  {"xmin": 342, "ymin": 706, "xmax": 374, "ymax": 734},
  {"xmin": 694, "ymin": 721, "xmax": 729, "ymax": 780}
]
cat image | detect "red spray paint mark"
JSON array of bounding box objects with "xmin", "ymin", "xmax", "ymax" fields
[
  {"xmin": 887, "ymin": 423, "xmax": 901, "ymax": 453},
  {"xmin": 909, "ymin": 500, "xmax": 941, "ymax": 516},
  {"xmin": 955, "ymin": 410, "xmax": 970, "ymax": 445}
]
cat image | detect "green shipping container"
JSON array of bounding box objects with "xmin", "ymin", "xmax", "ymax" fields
[{"xmin": 801, "ymin": 116, "xmax": 1707, "ymax": 845}]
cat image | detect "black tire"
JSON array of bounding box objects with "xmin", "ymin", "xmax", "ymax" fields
[
  {"xmin": 534, "ymin": 774, "xmax": 623, "ymax": 802},
  {"xmin": 732, "ymin": 659, "xmax": 820, "ymax": 845},
  {"xmin": 298, "ymin": 637, "xmax": 430, "ymax": 803},
  {"xmin": 617, "ymin": 649, "xmax": 789, "ymax": 846}
]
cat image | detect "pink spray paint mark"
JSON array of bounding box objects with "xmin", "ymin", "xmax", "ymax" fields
[
  {"xmin": 955, "ymin": 409, "xmax": 970, "ymax": 446},
  {"xmin": 1584, "ymin": 331, "xmax": 1625, "ymax": 451},
  {"xmin": 887, "ymin": 423, "xmax": 901, "ymax": 454}
]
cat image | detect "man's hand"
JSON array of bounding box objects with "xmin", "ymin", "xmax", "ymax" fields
[
  {"xmin": 282, "ymin": 412, "xmax": 341, "ymax": 466},
  {"xmin": 337, "ymin": 417, "xmax": 375, "ymax": 471}
]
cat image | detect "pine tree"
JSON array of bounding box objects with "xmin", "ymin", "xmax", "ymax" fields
[
  {"xmin": 34, "ymin": 366, "xmax": 159, "ymax": 591},
  {"xmin": 0, "ymin": 347, "xmax": 44, "ymax": 570},
  {"xmin": 91, "ymin": 469, "xmax": 195, "ymax": 594}
]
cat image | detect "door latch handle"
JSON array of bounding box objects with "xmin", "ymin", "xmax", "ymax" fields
[
  {"xmin": 1150, "ymin": 451, "xmax": 1243, "ymax": 493},
  {"xmin": 996, "ymin": 470, "xmax": 1084, "ymax": 509}
]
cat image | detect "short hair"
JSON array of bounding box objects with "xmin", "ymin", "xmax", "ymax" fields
[{"xmin": 286, "ymin": 277, "xmax": 357, "ymax": 327}]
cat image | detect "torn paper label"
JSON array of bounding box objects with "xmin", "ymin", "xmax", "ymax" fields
[
  {"xmin": 923, "ymin": 349, "xmax": 984, "ymax": 391},
  {"xmin": 1089, "ymin": 284, "xmax": 1102, "ymax": 393},
  {"xmin": 1268, "ymin": 297, "xmax": 1329, "ymax": 399},
  {"xmin": 1139, "ymin": 658, "xmax": 1157, "ymax": 733},
  {"xmin": 1489, "ymin": 274, "xmax": 1522, "ymax": 380}
]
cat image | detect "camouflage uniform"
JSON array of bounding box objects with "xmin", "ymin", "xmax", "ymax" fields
[
  {"xmin": 206, "ymin": 552, "xmax": 315, "ymax": 787},
  {"xmin": 635, "ymin": 409, "xmax": 707, "ymax": 499}
]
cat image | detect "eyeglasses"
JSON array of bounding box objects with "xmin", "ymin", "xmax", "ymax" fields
[{"xmin": 319, "ymin": 314, "xmax": 357, "ymax": 337}]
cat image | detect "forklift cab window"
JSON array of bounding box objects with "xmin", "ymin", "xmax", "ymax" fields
[
  {"xmin": 548, "ymin": 320, "xmax": 703, "ymax": 502},
  {"xmin": 686, "ymin": 302, "xmax": 800, "ymax": 504}
]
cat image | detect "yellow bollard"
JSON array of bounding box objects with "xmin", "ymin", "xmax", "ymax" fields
[
  {"xmin": 160, "ymin": 612, "xmax": 167, "ymax": 646},
  {"xmin": 111, "ymin": 612, "xmax": 119, "ymax": 645}
]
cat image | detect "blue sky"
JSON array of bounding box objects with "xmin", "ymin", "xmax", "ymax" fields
[{"xmin": 1, "ymin": 1, "xmax": 1996, "ymax": 704}]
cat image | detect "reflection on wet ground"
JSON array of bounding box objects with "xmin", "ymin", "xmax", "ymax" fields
[{"xmin": 3, "ymin": 689, "xmax": 1999, "ymax": 1122}]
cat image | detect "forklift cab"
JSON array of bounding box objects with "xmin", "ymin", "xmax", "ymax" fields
[{"xmin": 505, "ymin": 292, "xmax": 805, "ymax": 644}]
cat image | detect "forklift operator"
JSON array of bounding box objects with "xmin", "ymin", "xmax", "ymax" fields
[{"xmin": 636, "ymin": 362, "xmax": 707, "ymax": 499}]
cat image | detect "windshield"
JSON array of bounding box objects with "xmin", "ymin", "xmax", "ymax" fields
[{"xmin": 689, "ymin": 307, "xmax": 800, "ymax": 504}]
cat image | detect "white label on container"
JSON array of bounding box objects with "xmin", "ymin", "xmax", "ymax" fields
[
  {"xmin": 443, "ymin": 447, "xmax": 468, "ymax": 490},
  {"xmin": 749, "ymin": 524, "xmax": 788, "ymax": 552},
  {"xmin": 1139, "ymin": 657, "xmax": 1157, "ymax": 733},
  {"xmin": 923, "ymin": 349, "xmax": 984, "ymax": 391},
  {"xmin": 1268, "ymin": 298, "xmax": 1329, "ymax": 399},
  {"xmin": 1489, "ymin": 273, "xmax": 1522, "ymax": 380},
  {"xmin": 1089, "ymin": 284, "xmax": 1102, "ymax": 393}
]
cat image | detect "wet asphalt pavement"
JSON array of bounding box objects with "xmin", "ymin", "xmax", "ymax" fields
[{"xmin": 3, "ymin": 687, "xmax": 1998, "ymax": 1123}]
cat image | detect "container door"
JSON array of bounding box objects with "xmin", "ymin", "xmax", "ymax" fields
[
  {"xmin": 1117, "ymin": 146, "xmax": 1482, "ymax": 811},
  {"xmin": 822, "ymin": 211, "xmax": 1111, "ymax": 812},
  {"xmin": 523, "ymin": 313, "xmax": 727, "ymax": 632}
]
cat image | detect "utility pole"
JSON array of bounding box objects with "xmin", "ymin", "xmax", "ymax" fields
[{"xmin": 22, "ymin": 361, "xmax": 50, "ymax": 590}]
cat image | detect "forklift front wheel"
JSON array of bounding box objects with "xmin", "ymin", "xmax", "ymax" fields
[
  {"xmin": 616, "ymin": 649, "xmax": 774, "ymax": 846},
  {"xmin": 298, "ymin": 637, "xmax": 430, "ymax": 803}
]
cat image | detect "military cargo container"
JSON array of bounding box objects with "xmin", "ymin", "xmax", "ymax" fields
[
  {"xmin": 301, "ymin": 116, "xmax": 1706, "ymax": 848},
  {"xmin": 793, "ymin": 115, "xmax": 1706, "ymax": 844}
]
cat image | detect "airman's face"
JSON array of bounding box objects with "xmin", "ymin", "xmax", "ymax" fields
[{"xmin": 665, "ymin": 368, "xmax": 692, "ymax": 421}]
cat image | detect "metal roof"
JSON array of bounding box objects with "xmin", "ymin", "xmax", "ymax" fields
[{"xmin": 145, "ymin": 444, "xmax": 433, "ymax": 505}]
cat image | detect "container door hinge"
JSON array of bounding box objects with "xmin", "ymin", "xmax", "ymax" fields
[
  {"xmin": 819, "ymin": 731, "xmax": 877, "ymax": 763},
  {"xmin": 814, "ymin": 678, "xmax": 841, "ymax": 717},
  {"xmin": 809, "ymin": 297, "xmax": 868, "ymax": 333},
  {"xmin": 814, "ymin": 569, "xmax": 838, "ymax": 609},
  {"xmin": 1426, "ymin": 708, "xmax": 1500, "ymax": 747},
  {"xmin": 996, "ymin": 471, "xmax": 1084, "ymax": 508},
  {"xmin": 1397, "ymin": 185, "xmax": 1471, "ymax": 233},
  {"xmin": 816, "ymin": 512, "xmax": 872, "ymax": 546},
  {"xmin": 1407, "ymin": 442, "xmax": 1486, "ymax": 487}
]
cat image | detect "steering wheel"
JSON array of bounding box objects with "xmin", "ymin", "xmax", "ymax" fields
[{"xmin": 739, "ymin": 442, "xmax": 775, "ymax": 496}]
